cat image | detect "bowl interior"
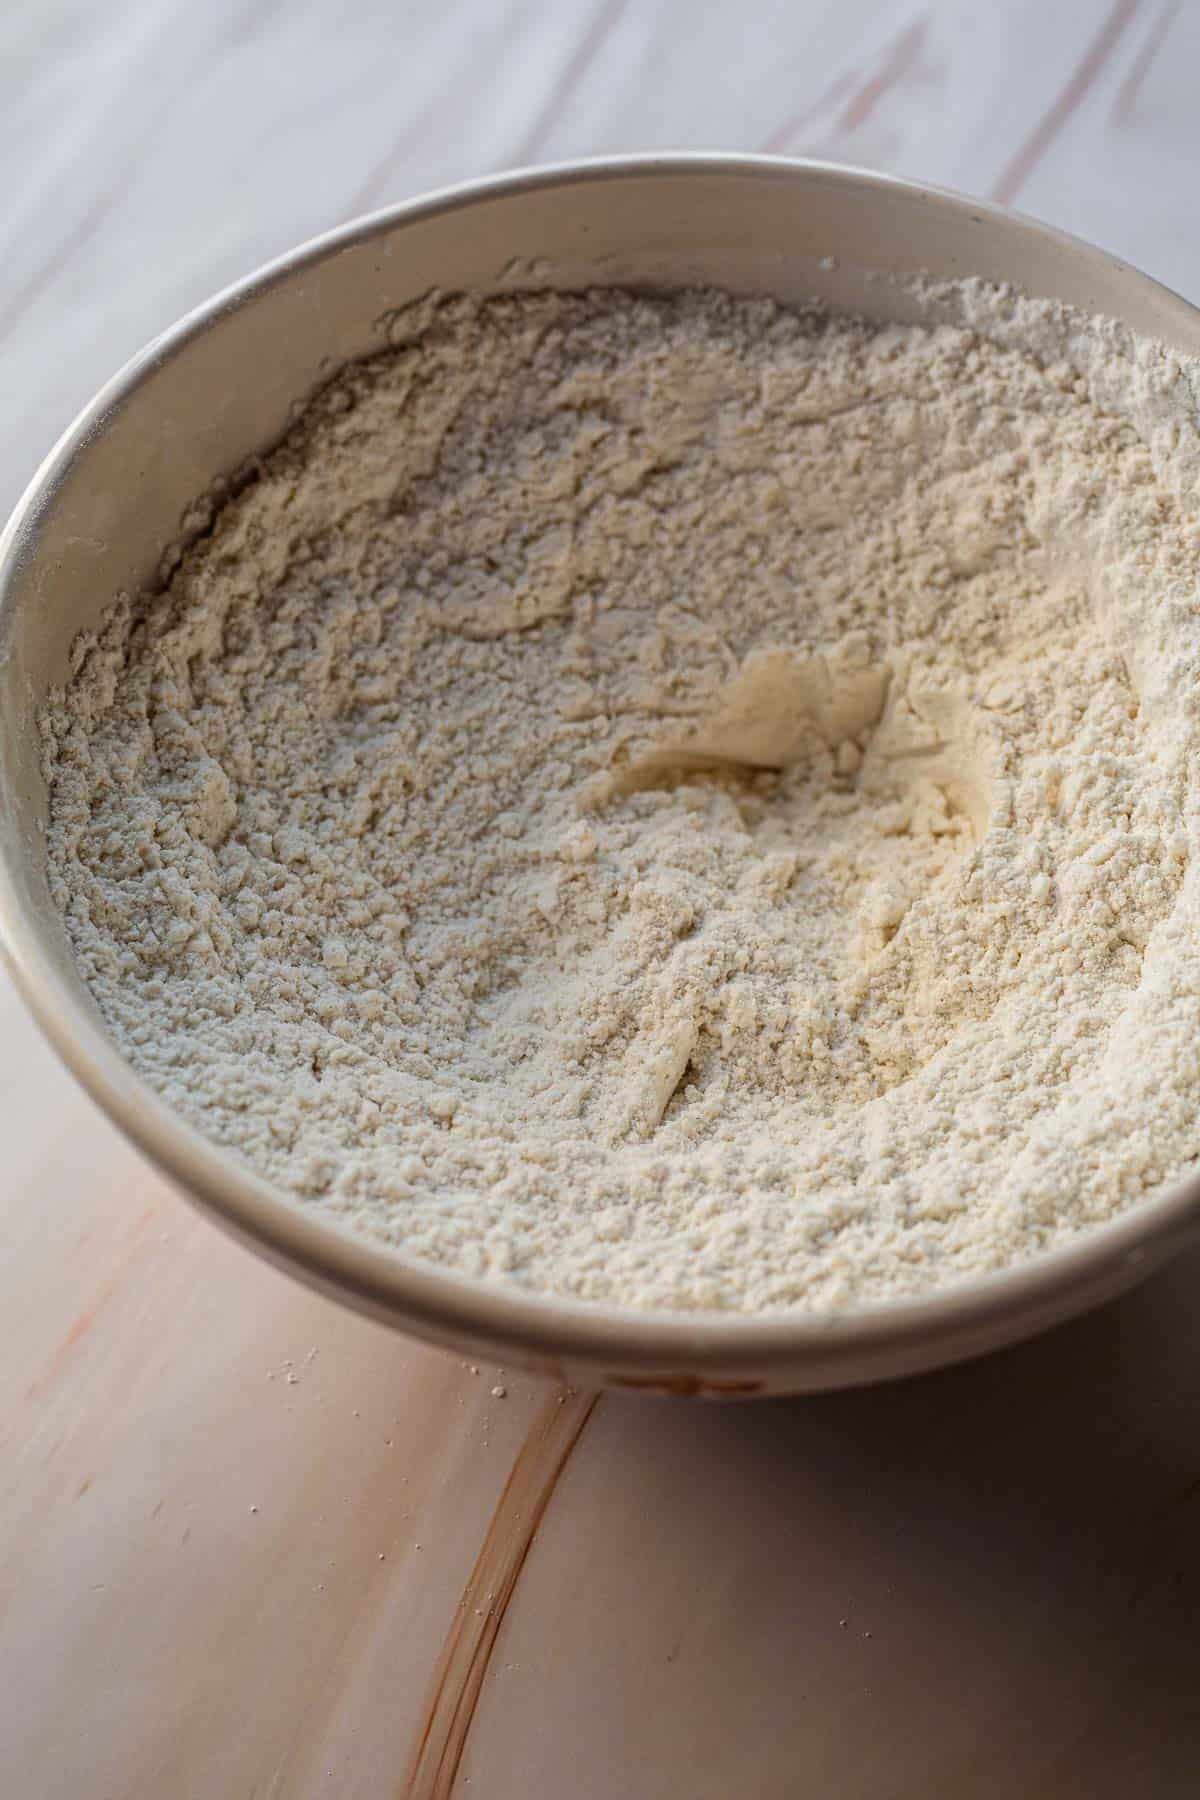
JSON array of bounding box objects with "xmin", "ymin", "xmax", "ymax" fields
[{"xmin": 5, "ymin": 158, "xmax": 1200, "ymax": 1392}]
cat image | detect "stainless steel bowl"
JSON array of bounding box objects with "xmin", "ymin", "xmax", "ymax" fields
[{"xmin": 4, "ymin": 155, "xmax": 1200, "ymax": 1396}]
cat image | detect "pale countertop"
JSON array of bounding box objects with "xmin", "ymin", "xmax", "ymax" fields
[{"xmin": 5, "ymin": 4, "xmax": 1200, "ymax": 1795}]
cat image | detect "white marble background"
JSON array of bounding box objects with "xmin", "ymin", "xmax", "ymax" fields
[{"xmin": 5, "ymin": 5, "xmax": 1200, "ymax": 1795}]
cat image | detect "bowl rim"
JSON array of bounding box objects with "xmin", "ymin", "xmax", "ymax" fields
[{"xmin": 4, "ymin": 149, "xmax": 1200, "ymax": 1388}]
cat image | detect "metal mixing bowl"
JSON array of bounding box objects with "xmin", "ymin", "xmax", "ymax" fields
[{"xmin": 4, "ymin": 155, "xmax": 1200, "ymax": 1396}]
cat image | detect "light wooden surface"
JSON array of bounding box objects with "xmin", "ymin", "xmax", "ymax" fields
[{"xmin": 5, "ymin": 4, "xmax": 1200, "ymax": 1794}]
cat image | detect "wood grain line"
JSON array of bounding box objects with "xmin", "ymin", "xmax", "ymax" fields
[
  {"xmin": 836, "ymin": 17, "xmax": 928, "ymax": 133},
  {"xmin": 350, "ymin": 88, "xmax": 451, "ymax": 216},
  {"xmin": 991, "ymin": 0, "xmax": 1143, "ymax": 204},
  {"xmin": 401, "ymin": 1387, "xmax": 598, "ymax": 1798},
  {"xmin": 1111, "ymin": 0, "xmax": 1179, "ymax": 122},
  {"xmin": 226, "ymin": 0, "xmax": 291, "ymax": 47},
  {"xmin": 22, "ymin": 1204, "xmax": 158, "ymax": 1406},
  {"xmin": 0, "ymin": 165, "xmax": 131, "ymax": 343},
  {"xmin": 760, "ymin": 72, "xmax": 855, "ymax": 154},
  {"xmin": 761, "ymin": 18, "xmax": 926, "ymax": 157},
  {"xmin": 511, "ymin": 0, "xmax": 630, "ymax": 167}
]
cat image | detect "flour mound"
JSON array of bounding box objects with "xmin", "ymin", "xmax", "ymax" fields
[{"xmin": 41, "ymin": 287, "xmax": 1200, "ymax": 1311}]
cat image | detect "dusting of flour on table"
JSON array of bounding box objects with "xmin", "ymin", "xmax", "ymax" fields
[{"xmin": 40, "ymin": 286, "xmax": 1200, "ymax": 1311}]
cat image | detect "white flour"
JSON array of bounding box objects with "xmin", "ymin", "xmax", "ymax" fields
[{"xmin": 40, "ymin": 284, "xmax": 1200, "ymax": 1311}]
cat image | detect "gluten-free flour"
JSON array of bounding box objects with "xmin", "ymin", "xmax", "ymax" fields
[{"xmin": 40, "ymin": 285, "xmax": 1200, "ymax": 1311}]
